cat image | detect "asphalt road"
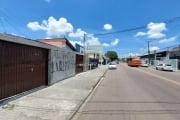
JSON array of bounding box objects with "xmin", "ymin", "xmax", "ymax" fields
[{"xmin": 74, "ymin": 63, "xmax": 180, "ymax": 120}]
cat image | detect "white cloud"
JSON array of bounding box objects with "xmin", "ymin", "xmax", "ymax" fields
[
  {"xmin": 135, "ymin": 22, "xmax": 167, "ymax": 39},
  {"xmin": 135, "ymin": 32, "xmax": 146, "ymax": 37},
  {"xmin": 150, "ymin": 46, "xmax": 160, "ymax": 51},
  {"xmin": 68, "ymin": 28, "xmax": 86, "ymax": 39},
  {"xmin": 102, "ymin": 43, "xmax": 110, "ymax": 47},
  {"xmin": 147, "ymin": 22, "xmax": 167, "ymax": 39},
  {"xmin": 111, "ymin": 38, "xmax": 119, "ymax": 46},
  {"xmin": 27, "ymin": 21, "xmax": 47, "ymax": 31},
  {"xmin": 140, "ymin": 48, "xmax": 147, "ymax": 54},
  {"xmin": 69, "ymin": 30, "xmax": 100, "ymax": 46},
  {"xmin": 43, "ymin": 37, "xmax": 52, "ymax": 39},
  {"xmin": 86, "ymin": 34, "xmax": 101, "ymax": 46},
  {"xmin": 70, "ymin": 34, "xmax": 100, "ymax": 48},
  {"xmin": 104, "ymin": 24, "xmax": 112, "ymax": 30},
  {"xmin": 128, "ymin": 53, "xmax": 140, "ymax": 57},
  {"xmin": 27, "ymin": 16, "xmax": 73, "ymax": 36},
  {"xmin": 102, "ymin": 38, "xmax": 119, "ymax": 47},
  {"xmin": 140, "ymin": 46, "xmax": 160, "ymax": 53},
  {"xmin": 159, "ymin": 36, "xmax": 177, "ymax": 44},
  {"xmin": 69, "ymin": 40, "xmax": 83, "ymax": 47}
]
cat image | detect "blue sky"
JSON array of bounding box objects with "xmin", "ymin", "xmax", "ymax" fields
[{"xmin": 0, "ymin": 0, "xmax": 180, "ymax": 57}]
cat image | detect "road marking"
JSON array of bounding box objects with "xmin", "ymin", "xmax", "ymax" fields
[{"xmin": 135, "ymin": 68, "xmax": 180, "ymax": 86}]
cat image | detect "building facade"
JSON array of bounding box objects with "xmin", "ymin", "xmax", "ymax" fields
[{"xmin": 0, "ymin": 33, "xmax": 76, "ymax": 100}]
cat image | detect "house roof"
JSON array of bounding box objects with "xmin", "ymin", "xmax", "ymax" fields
[
  {"xmin": 0, "ymin": 33, "xmax": 57, "ymax": 49},
  {"xmin": 39, "ymin": 38, "xmax": 76, "ymax": 51}
]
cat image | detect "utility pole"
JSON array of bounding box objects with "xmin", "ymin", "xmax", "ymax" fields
[
  {"xmin": 147, "ymin": 40, "xmax": 150, "ymax": 64},
  {"xmin": 154, "ymin": 50, "xmax": 156, "ymax": 61},
  {"xmin": 83, "ymin": 33, "xmax": 86, "ymax": 72}
]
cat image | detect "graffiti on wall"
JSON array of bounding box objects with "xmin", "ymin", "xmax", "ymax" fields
[{"xmin": 51, "ymin": 50, "xmax": 75, "ymax": 72}]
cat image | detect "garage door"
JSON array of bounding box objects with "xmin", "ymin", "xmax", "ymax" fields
[{"xmin": 0, "ymin": 40, "xmax": 48, "ymax": 100}]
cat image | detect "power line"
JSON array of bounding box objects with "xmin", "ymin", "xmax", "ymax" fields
[
  {"xmin": 158, "ymin": 44, "xmax": 180, "ymax": 51},
  {"xmin": 94, "ymin": 25, "xmax": 146, "ymax": 36},
  {"xmin": 94, "ymin": 17, "xmax": 180, "ymax": 37},
  {"xmin": 140, "ymin": 44, "xmax": 180, "ymax": 56},
  {"xmin": 0, "ymin": 8, "xmax": 27, "ymax": 36},
  {"xmin": 0, "ymin": 17, "xmax": 6, "ymax": 33},
  {"xmin": 163, "ymin": 16, "xmax": 180, "ymax": 23}
]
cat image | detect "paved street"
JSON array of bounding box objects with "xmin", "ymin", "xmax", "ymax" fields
[{"xmin": 74, "ymin": 63, "xmax": 180, "ymax": 120}]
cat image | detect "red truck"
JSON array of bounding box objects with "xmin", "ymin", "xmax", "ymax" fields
[{"xmin": 127, "ymin": 58, "xmax": 141, "ymax": 67}]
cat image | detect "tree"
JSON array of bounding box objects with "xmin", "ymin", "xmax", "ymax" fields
[{"xmin": 106, "ymin": 51, "xmax": 118, "ymax": 61}]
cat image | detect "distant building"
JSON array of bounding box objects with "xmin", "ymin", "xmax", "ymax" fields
[
  {"xmin": 85, "ymin": 45, "xmax": 104, "ymax": 67},
  {"xmin": 170, "ymin": 46, "xmax": 180, "ymax": 59},
  {"xmin": 139, "ymin": 45, "xmax": 180, "ymax": 69},
  {"xmin": 85, "ymin": 45, "xmax": 103, "ymax": 59},
  {"xmin": 172, "ymin": 45, "xmax": 180, "ymax": 51},
  {"xmin": 75, "ymin": 43, "xmax": 84, "ymax": 54},
  {"xmin": 140, "ymin": 51, "xmax": 169, "ymax": 61}
]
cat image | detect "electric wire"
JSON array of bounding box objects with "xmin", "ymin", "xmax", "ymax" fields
[
  {"xmin": 0, "ymin": 8, "xmax": 27, "ymax": 36},
  {"xmin": 0, "ymin": 17, "xmax": 6, "ymax": 33},
  {"xmin": 94, "ymin": 17, "xmax": 180, "ymax": 37}
]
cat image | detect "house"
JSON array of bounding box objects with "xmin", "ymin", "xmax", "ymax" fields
[
  {"xmin": 0, "ymin": 33, "xmax": 76, "ymax": 100},
  {"xmin": 39, "ymin": 38, "xmax": 76, "ymax": 83},
  {"xmin": 0, "ymin": 33, "xmax": 51, "ymax": 100}
]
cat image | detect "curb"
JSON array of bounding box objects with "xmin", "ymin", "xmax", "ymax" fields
[{"xmin": 69, "ymin": 68, "xmax": 108, "ymax": 120}]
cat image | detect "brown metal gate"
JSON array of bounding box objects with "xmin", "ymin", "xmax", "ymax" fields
[
  {"xmin": 76, "ymin": 54, "xmax": 83, "ymax": 73},
  {"xmin": 0, "ymin": 40, "xmax": 48, "ymax": 100}
]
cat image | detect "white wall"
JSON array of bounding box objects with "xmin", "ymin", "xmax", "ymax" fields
[{"xmin": 48, "ymin": 49, "xmax": 76, "ymax": 85}]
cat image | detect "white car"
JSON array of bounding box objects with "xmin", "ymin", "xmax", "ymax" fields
[
  {"xmin": 108, "ymin": 62, "xmax": 117, "ymax": 69},
  {"xmin": 141, "ymin": 63, "xmax": 149, "ymax": 67},
  {"xmin": 156, "ymin": 63, "xmax": 174, "ymax": 71}
]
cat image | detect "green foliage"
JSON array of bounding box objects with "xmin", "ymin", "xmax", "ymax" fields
[{"xmin": 106, "ymin": 51, "xmax": 118, "ymax": 61}]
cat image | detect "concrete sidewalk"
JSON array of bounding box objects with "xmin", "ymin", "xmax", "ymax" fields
[{"xmin": 0, "ymin": 65, "xmax": 107, "ymax": 120}]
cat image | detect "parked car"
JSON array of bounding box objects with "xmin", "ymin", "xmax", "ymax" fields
[
  {"xmin": 114, "ymin": 60, "xmax": 119, "ymax": 64},
  {"xmin": 108, "ymin": 62, "xmax": 117, "ymax": 69},
  {"xmin": 156, "ymin": 63, "xmax": 174, "ymax": 71},
  {"xmin": 141, "ymin": 63, "xmax": 149, "ymax": 67}
]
